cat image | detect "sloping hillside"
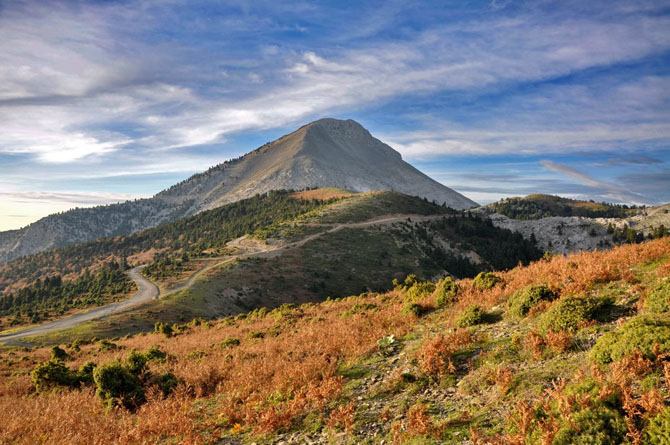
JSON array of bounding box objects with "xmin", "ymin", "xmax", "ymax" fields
[
  {"xmin": 482, "ymin": 194, "xmax": 642, "ymax": 220},
  {"xmin": 0, "ymin": 191, "xmax": 534, "ymax": 330},
  {"xmin": 0, "ymin": 118, "xmax": 476, "ymax": 263},
  {"xmin": 0, "ymin": 236, "xmax": 668, "ymax": 444},
  {"xmin": 479, "ymin": 195, "xmax": 669, "ymax": 254}
]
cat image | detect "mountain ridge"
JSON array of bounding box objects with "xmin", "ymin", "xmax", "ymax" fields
[{"xmin": 0, "ymin": 118, "xmax": 476, "ymax": 263}]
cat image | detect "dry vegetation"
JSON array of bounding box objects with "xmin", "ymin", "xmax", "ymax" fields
[{"xmin": 0, "ymin": 237, "xmax": 668, "ymax": 443}]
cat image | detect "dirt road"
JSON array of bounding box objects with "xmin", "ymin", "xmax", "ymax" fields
[{"xmin": 0, "ymin": 266, "xmax": 158, "ymax": 346}]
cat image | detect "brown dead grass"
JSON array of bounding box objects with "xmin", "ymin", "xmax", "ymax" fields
[{"xmin": 0, "ymin": 237, "xmax": 668, "ymax": 443}]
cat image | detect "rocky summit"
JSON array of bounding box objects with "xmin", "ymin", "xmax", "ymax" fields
[{"xmin": 0, "ymin": 118, "xmax": 476, "ymax": 263}]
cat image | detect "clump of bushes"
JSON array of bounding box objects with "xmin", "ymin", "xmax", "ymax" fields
[
  {"xmin": 538, "ymin": 295, "xmax": 612, "ymax": 333},
  {"xmin": 591, "ymin": 315, "xmax": 670, "ymax": 364},
  {"xmin": 154, "ymin": 321, "xmax": 173, "ymax": 338},
  {"xmin": 507, "ymin": 284, "xmax": 556, "ymax": 318},
  {"xmin": 473, "ymin": 272, "xmax": 501, "ymax": 290},
  {"xmin": 94, "ymin": 361, "xmax": 146, "ymax": 409},
  {"xmin": 31, "ymin": 359, "xmax": 99, "ymax": 391},
  {"xmin": 31, "ymin": 346, "xmax": 175, "ymax": 410},
  {"xmin": 645, "ymin": 279, "xmax": 669, "ymax": 314},
  {"xmin": 455, "ymin": 305, "xmax": 484, "ymax": 327},
  {"xmin": 434, "ymin": 277, "xmax": 459, "ymax": 308},
  {"xmin": 31, "ymin": 360, "xmax": 78, "ymax": 391},
  {"xmin": 393, "ymin": 274, "xmax": 435, "ymax": 300},
  {"xmin": 553, "ymin": 405, "xmax": 627, "ymax": 445}
]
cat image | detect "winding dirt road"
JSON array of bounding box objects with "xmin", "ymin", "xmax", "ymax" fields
[
  {"xmin": 0, "ymin": 214, "xmax": 441, "ymax": 345},
  {"xmin": 0, "ymin": 266, "xmax": 158, "ymax": 346}
]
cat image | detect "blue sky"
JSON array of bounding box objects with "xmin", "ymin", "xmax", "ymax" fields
[{"xmin": 1, "ymin": 0, "xmax": 669, "ymax": 230}]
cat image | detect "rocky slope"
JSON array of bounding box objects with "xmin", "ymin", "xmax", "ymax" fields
[
  {"xmin": 0, "ymin": 118, "xmax": 476, "ymax": 263},
  {"xmin": 479, "ymin": 195, "xmax": 669, "ymax": 254}
]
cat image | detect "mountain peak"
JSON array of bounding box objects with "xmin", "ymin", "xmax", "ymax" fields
[{"xmin": 0, "ymin": 119, "xmax": 477, "ymax": 262}]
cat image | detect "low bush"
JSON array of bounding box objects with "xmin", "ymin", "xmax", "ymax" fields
[
  {"xmin": 591, "ymin": 315, "xmax": 670, "ymax": 364},
  {"xmin": 455, "ymin": 305, "xmax": 484, "ymax": 327},
  {"xmin": 538, "ymin": 295, "xmax": 612, "ymax": 333},
  {"xmin": 645, "ymin": 279, "xmax": 670, "ymax": 314},
  {"xmin": 402, "ymin": 303, "xmax": 426, "ymax": 317},
  {"xmin": 553, "ymin": 405, "xmax": 627, "ymax": 445},
  {"xmin": 51, "ymin": 346, "xmax": 69, "ymax": 361},
  {"xmin": 31, "ymin": 360, "xmax": 76, "ymax": 391},
  {"xmin": 394, "ymin": 274, "xmax": 436, "ymax": 300},
  {"xmin": 77, "ymin": 361, "xmax": 97, "ymax": 385},
  {"xmin": 645, "ymin": 407, "xmax": 670, "ymax": 444},
  {"xmin": 434, "ymin": 277, "xmax": 458, "ymax": 308},
  {"xmin": 507, "ymin": 284, "xmax": 556, "ymax": 318},
  {"xmin": 93, "ymin": 361, "xmax": 146, "ymax": 410},
  {"xmin": 154, "ymin": 321, "xmax": 173, "ymax": 338},
  {"xmin": 473, "ymin": 272, "xmax": 501, "ymax": 290}
]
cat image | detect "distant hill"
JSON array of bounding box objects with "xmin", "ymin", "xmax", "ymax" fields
[
  {"xmin": 478, "ymin": 194, "xmax": 669, "ymax": 254},
  {"xmin": 481, "ymin": 194, "xmax": 641, "ymax": 220},
  {"xmin": 0, "ymin": 118, "xmax": 477, "ymax": 263}
]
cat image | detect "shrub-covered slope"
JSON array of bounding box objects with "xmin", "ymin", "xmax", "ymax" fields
[{"xmin": 1, "ymin": 237, "xmax": 668, "ymax": 444}]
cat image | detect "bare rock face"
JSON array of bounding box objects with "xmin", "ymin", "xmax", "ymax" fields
[{"xmin": 0, "ymin": 118, "xmax": 477, "ymax": 263}]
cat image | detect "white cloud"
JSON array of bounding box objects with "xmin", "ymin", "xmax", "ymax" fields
[{"xmin": 2, "ymin": 2, "xmax": 669, "ymax": 166}]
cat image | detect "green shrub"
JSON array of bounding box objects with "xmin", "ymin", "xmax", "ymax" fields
[
  {"xmin": 93, "ymin": 361, "xmax": 145, "ymax": 409},
  {"xmin": 591, "ymin": 315, "xmax": 670, "ymax": 364},
  {"xmin": 148, "ymin": 372, "xmax": 179, "ymax": 397},
  {"xmin": 435, "ymin": 277, "xmax": 459, "ymax": 307},
  {"xmin": 507, "ymin": 284, "xmax": 556, "ymax": 318},
  {"xmin": 473, "ymin": 272, "xmax": 501, "ymax": 290},
  {"xmin": 51, "ymin": 346, "xmax": 69, "ymax": 361},
  {"xmin": 221, "ymin": 337, "xmax": 241, "ymax": 349},
  {"xmin": 402, "ymin": 303, "xmax": 426, "ymax": 317},
  {"xmin": 455, "ymin": 305, "xmax": 484, "ymax": 327},
  {"xmin": 393, "ymin": 274, "xmax": 435, "ymax": 300},
  {"xmin": 124, "ymin": 350, "xmax": 149, "ymax": 376},
  {"xmin": 144, "ymin": 346, "xmax": 167, "ymax": 361},
  {"xmin": 31, "ymin": 360, "xmax": 75, "ymax": 391},
  {"xmin": 98, "ymin": 339, "xmax": 118, "ymax": 352},
  {"xmin": 553, "ymin": 405, "xmax": 627, "ymax": 445},
  {"xmin": 538, "ymin": 295, "xmax": 611, "ymax": 333},
  {"xmin": 154, "ymin": 321, "xmax": 173, "ymax": 338},
  {"xmin": 645, "ymin": 408, "xmax": 670, "ymax": 444},
  {"xmin": 77, "ymin": 361, "xmax": 97, "ymax": 385},
  {"xmin": 406, "ymin": 281, "xmax": 436, "ymax": 300},
  {"xmin": 645, "ymin": 279, "xmax": 670, "ymax": 314}
]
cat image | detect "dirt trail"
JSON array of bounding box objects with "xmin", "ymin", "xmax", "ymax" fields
[
  {"xmin": 0, "ymin": 266, "xmax": 158, "ymax": 346},
  {"xmin": 0, "ymin": 214, "xmax": 442, "ymax": 345}
]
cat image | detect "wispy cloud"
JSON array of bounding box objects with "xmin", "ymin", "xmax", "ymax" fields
[
  {"xmin": 0, "ymin": 0, "xmax": 669, "ymax": 228},
  {"xmin": 540, "ymin": 160, "xmax": 650, "ymax": 204}
]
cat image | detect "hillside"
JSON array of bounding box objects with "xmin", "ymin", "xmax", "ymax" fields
[
  {"xmin": 479, "ymin": 195, "xmax": 669, "ymax": 254},
  {"xmin": 0, "ymin": 236, "xmax": 668, "ymax": 444},
  {"xmin": 0, "ymin": 118, "xmax": 476, "ymax": 263},
  {"xmin": 482, "ymin": 194, "xmax": 642, "ymax": 220},
  {"xmin": 0, "ymin": 190, "xmax": 536, "ymax": 331}
]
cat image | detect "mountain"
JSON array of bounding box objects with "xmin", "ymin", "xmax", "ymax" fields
[{"xmin": 0, "ymin": 118, "xmax": 476, "ymax": 263}]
